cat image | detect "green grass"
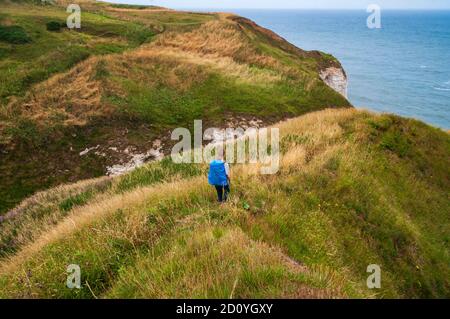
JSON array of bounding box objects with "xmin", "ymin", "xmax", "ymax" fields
[
  {"xmin": 0, "ymin": 4, "xmax": 158, "ymax": 105},
  {"xmin": 0, "ymin": 1, "xmax": 448, "ymax": 300},
  {"xmin": 58, "ymin": 191, "xmax": 95, "ymax": 212},
  {"xmin": 115, "ymin": 157, "xmax": 206, "ymax": 193},
  {"xmin": 0, "ymin": 0, "xmax": 351, "ymax": 215},
  {"xmin": 0, "ymin": 1, "xmax": 213, "ymax": 106},
  {"xmin": 109, "ymin": 69, "xmax": 348, "ymax": 133},
  {"xmin": 0, "ymin": 109, "xmax": 448, "ymax": 298},
  {"xmin": 0, "ymin": 156, "xmax": 205, "ymax": 258},
  {"xmin": 106, "ymin": 226, "xmax": 313, "ymax": 298},
  {"xmin": 0, "ymin": 2, "xmax": 216, "ymax": 213}
]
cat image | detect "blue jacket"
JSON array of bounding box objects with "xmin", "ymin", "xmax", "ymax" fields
[{"xmin": 208, "ymin": 160, "xmax": 228, "ymax": 186}]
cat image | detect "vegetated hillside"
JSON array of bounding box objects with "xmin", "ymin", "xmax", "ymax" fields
[
  {"xmin": 0, "ymin": 108, "xmax": 449, "ymax": 298},
  {"xmin": 0, "ymin": 0, "xmax": 349, "ymax": 214}
]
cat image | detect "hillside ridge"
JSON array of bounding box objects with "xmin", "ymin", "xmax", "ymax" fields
[
  {"xmin": 1, "ymin": 1, "xmax": 448, "ymax": 299},
  {"xmin": 0, "ymin": 108, "xmax": 449, "ymax": 298},
  {"xmin": 0, "ymin": 0, "xmax": 349, "ymax": 214}
]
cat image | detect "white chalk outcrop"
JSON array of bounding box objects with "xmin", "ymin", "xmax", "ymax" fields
[
  {"xmin": 106, "ymin": 148, "xmax": 163, "ymax": 176},
  {"xmin": 320, "ymin": 67, "xmax": 348, "ymax": 98}
]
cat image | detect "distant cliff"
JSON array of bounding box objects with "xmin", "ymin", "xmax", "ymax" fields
[{"xmin": 320, "ymin": 66, "xmax": 348, "ymax": 97}]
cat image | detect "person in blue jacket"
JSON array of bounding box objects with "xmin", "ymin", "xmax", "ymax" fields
[{"xmin": 208, "ymin": 155, "xmax": 230, "ymax": 203}]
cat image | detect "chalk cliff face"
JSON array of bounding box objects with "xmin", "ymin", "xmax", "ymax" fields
[{"xmin": 320, "ymin": 67, "xmax": 348, "ymax": 98}]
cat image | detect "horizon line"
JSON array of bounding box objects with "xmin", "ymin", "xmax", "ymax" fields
[
  {"xmin": 99, "ymin": 1, "xmax": 450, "ymax": 10},
  {"xmin": 173, "ymin": 7, "xmax": 450, "ymax": 11}
]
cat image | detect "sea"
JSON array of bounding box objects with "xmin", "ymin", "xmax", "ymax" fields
[{"xmin": 193, "ymin": 9, "xmax": 450, "ymax": 129}]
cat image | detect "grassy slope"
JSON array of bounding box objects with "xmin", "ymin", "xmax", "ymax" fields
[
  {"xmin": 0, "ymin": 109, "xmax": 448, "ymax": 298},
  {"xmin": 0, "ymin": 1, "xmax": 349, "ymax": 214}
]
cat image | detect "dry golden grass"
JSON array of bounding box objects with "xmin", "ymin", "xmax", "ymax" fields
[
  {"xmin": 1, "ymin": 107, "xmax": 449, "ymax": 298},
  {"xmin": 5, "ymin": 1, "xmax": 447, "ymax": 299},
  {"xmin": 153, "ymin": 19, "xmax": 286, "ymax": 72},
  {"xmin": 106, "ymin": 226, "xmax": 340, "ymax": 298},
  {"xmin": 5, "ymin": 57, "xmax": 106, "ymax": 127},
  {"xmin": 0, "ymin": 176, "xmax": 111, "ymax": 254},
  {"xmin": 103, "ymin": 50, "xmax": 212, "ymax": 92},
  {"xmin": 278, "ymin": 108, "xmax": 357, "ymax": 138},
  {"xmin": 0, "ymin": 108, "xmax": 360, "ymax": 275},
  {"xmin": 3, "ymin": 16, "xmax": 292, "ymax": 127},
  {"xmin": 0, "ymin": 176, "xmax": 207, "ymax": 275},
  {"xmin": 154, "ymin": 20, "xmax": 247, "ymax": 56},
  {"xmin": 131, "ymin": 47, "xmax": 283, "ymax": 85}
]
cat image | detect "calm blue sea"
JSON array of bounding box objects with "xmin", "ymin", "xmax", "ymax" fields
[{"xmin": 197, "ymin": 9, "xmax": 450, "ymax": 129}]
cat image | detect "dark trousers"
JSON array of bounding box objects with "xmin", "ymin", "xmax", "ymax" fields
[{"xmin": 214, "ymin": 185, "xmax": 230, "ymax": 202}]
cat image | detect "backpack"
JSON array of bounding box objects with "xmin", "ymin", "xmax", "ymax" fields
[{"xmin": 208, "ymin": 160, "xmax": 228, "ymax": 186}]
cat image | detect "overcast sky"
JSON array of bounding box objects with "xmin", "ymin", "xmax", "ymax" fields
[{"xmin": 104, "ymin": 0, "xmax": 450, "ymax": 9}]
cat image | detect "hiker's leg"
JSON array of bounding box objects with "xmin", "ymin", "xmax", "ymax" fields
[
  {"xmin": 214, "ymin": 185, "xmax": 223, "ymax": 202},
  {"xmin": 223, "ymin": 185, "xmax": 230, "ymax": 201}
]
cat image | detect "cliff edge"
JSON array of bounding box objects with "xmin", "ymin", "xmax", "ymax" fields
[{"xmin": 0, "ymin": 0, "xmax": 350, "ymax": 214}]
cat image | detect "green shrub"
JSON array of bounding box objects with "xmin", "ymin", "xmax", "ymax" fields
[
  {"xmin": 0, "ymin": 25, "xmax": 31, "ymax": 44},
  {"xmin": 46, "ymin": 21, "xmax": 62, "ymax": 32}
]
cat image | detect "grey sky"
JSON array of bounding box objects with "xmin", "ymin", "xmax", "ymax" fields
[{"xmin": 104, "ymin": 0, "xmax": 450, "ymax": 9}]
